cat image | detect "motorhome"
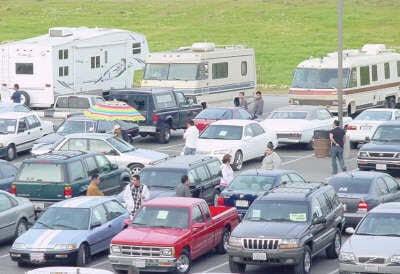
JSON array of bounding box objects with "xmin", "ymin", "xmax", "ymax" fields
[
  {"xmin": 140, "ymin": 42, "xmax": 256, "ymax": 105},
  {"xmin": 0, "ymin": 27, "xmax": 149, "ymax": 108},
  {"xmin": 289, "ymin": 44, "xmax": 400, "ymax": 115}
]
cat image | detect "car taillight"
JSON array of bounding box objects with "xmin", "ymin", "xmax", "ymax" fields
[
  {"xmin": 152, "ymin": 114, "xmax": 159, "ymax": 124},
  {"xmin": 346, "ymin": 125, "xmax": 357, "ymax": 130},
  {"xmin": 10, "ymin": 184, "xmax": 16, "ymax": 195},
  {"xmin": 64, "ymin": 185, "xmax": 73, "ymax": 199},
  {"xmin": 216, "ymin": 196, "xmax": 225, "ymax": 206},
  {"xmin": 357, "ymin": 200, "xmax": 368, "ymax": 212}
]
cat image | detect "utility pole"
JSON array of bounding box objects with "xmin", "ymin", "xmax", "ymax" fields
[{"xmin": 337, "ymin": 0, "xmax": 344, "ymax": 126}]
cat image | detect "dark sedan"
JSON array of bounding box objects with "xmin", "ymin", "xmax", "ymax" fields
[
  {"xmin": 216, "ymin": 169, "xmax": 307, "ymax": 218},
  {"xmin": 328, "ymin": 171, "xmax": 400, "ymax": 227}
]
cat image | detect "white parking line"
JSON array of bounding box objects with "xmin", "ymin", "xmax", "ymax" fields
[
  {"xmin": 0, "ymin": 254, "xmax": 9, "ymax": 259},
  {"xmin": 202, "ymin": 261, "xmax": 228, "ymax": 272},
  {"xmin": 90, "ymin": 259, "xmax": 109, "ymax": 268},
  {"xmin": 281, "ymin": 153, "xmax": 314, "ymax": 166},
  {"xmin": 157, "ymin": 143, "xmax": 184, "ymax": 150}
]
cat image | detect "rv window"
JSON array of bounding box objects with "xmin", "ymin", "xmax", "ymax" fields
[
  {"xmin": 104, "ymin": 51, "xmax": 108, "ymax": 64},
  {"xmin": 96, "ymin": 56, "xmax": 100, "ymax": 68},
  {"xmin": 292, "ymin": 68, "xmax": 350, "ymax": 89},
  {"xmin": 349, "ymin": 68, "xmax": 357, "ymax": 88},
  {"xmin": 69, "ymin": 97, "xmax": 90, "ymax": 109},
  {"xmin": 144, "ymin": 64, "xmax": 169, "ymax": 80},
  {"xmin": 168, "ymin": 64, "xmax": 200, "ymax": 81},
  {"xmin": 384, "ymin": 63, "xmax": 390, "ymax": 79},
  {"xmin": 15, "ymin": 63, "xmax": 33, "ymax": 75},
  {"xmin": 372, "ymin": 65, "xmax": 378, "ymax": 82},
  {"xmin": 241, "ymin": 61, "xmax": 247, "ymax": 76},
  {"xmin": 91, "ymin": 56, "xmax": 100, "ymax": 69},
  {"xmin": 397, "ymin": 61, "xmax": 400, "ymax": 77},
  {"xmin": 360, "ymin": 66, "xmax": 370, "ymax": 86},
  {"xmin": 212, "ymin": 62, "xmax": 228, "ymax": 79},
  {"xmin": 64, "ymin": 66, "xmax": 69, "ymax": 76},
  {"xmin": 59, "ymin": 49, "xmax": 68, "ymax": 60},
  {"xmin": 64, "ymin": 49, "xmax": 68, "ymax": 59},
  {"xmin": 58, "ymin": 66, "xmax": 69, "ymax": 77},
  {"xmin": 132, "ymin": 43, "xmax": 141, "ymax": 54}
]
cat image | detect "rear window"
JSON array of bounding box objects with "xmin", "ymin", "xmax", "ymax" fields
[
  {"xmin": 329, "ymin": 178, "xmax": 372, "ymax": 194},
  {"xmin": 141, "ymin": 169, "xmax": 185, "ymax": 188},
  {"xmin": 154, "ymin": 93, "xmax": 176, "ymax": 109},
  {"xmin": 17, "ymin": 163, "xmax": 64, "ymax": 183},
  {"xmin": 195, "ymin": 108, "xmax": 231, "ymax": 119},
  {"xmin": 127, "ymin": 95, "xmax": 148, "ymax": 111},
  {"xmin": 228, "ymin": 175, "xmax": 276, "ymax": 192}
]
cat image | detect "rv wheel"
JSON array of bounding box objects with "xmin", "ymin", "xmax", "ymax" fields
[{"xmin": 20, "ymin": 91, "xmax": 31, "ymax": 107}]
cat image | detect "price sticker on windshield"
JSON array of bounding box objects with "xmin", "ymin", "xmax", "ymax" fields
[
  {"xmin": 157, "ymin": 210, "xmax": 169, "ymax": 220},
  {"xmin": 218, "ymin": 130, "xmax": 228, "ymax": 137},
  {"xmin": 289, "ymin": 213, "xmax": 307, "ymax": 222},
  {"xmin": 252, "ymin": 209, "xmax": 261, "ymax": 219},
  {"xmin": 7, "ymin": 126, "xmax": 15, "ymax": 132}
]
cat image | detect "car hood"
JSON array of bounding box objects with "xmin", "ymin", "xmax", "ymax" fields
[
  {"xmin": 34, "ymin": 133, "xmax": 64, "ymax": 145},
  {"xmin": 112, "ymin": 226, "xmax": 190, "ymax": 246},
  {"xmin": 261, "ymin": 119, "xmax": 313, "ymax": 132},
  {"xmin": 123, "ymin": 149, "xmax": 168, "ymax": 164},
  {"xmin": 14, "ymin": 229, "xmax": 88, "ymax": 249},
  {"xmin": 147, "ymin": 186, "xmax": 176, "ymax": 199},
  {"xmin": 349, "ymin": 120, "xmax": 384, "ymax": 126},
  {"xmin": 342, "ymin": 235, "xmax": 400, "ymax": 257},
  {"xmin": 359, "ymin": 142, "xmax": 400, "ymax": 153},
  {"xmin": 232, "ymin": 221, "xmax": 308, "ymax": 238},
  {"xmin": 196, "ymin": 138, "xmax": 242, "ymax": 151}
]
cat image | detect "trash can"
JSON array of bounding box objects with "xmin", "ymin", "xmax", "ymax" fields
[{"xmin": 313, "ymin": 130, "xmax": 330, "ymax": 158}]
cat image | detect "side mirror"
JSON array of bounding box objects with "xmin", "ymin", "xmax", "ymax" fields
[
  {"xmin": 192, "ymin": 222, "xmax": 205, "ymax": 232},
  {"xmin": 111, "ymin": 163, "xmax": 119, "ymax": 170},
  {"xmin": 345, "ymin": 227, "xmax": 355, "ymax": 235},
  {"xmin": 91, "ymin": 221, "xmax": 102, "ymax": 230},
  {"xmin": 365, "ymin": 136, "xmax": 370, "ymax": 142},
  {"xmin": 108, "ymin": 149, "xmax": 119, "ymax": 156},
  {"xmin": 312, "ymin": 217, "xmax": 327, "ymax": 225}
]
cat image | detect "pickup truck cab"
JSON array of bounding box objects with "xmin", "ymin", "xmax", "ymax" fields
[
  {"xmin": 103, "ymin": 88, "xmax": 203, "ymax": 143},
  {"xmin": 109, "ymin": 197, "xmax": 239, "ymax": 274}
]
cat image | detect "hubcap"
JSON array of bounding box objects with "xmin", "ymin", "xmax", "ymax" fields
[
  {"xmin": 235, "ymin": 152, "xmax": 243, "ymax": 169},
  {"xmin": 334, "ymin": 233, "xmax": 341, "ymax": 254},
  {"xmin": 17, "ymin": 222, "xmax": 26, "ymax": 236},
  {"xmin": 304, "ymin": 251, "xmax": 311, "ymax": 273},
  {"xmin": 176, "ymin": 254, "xmax": 189, "ymax": 273},
  {"xmin": 223, "ymin": 231, "xmax": 230, "ymax": 251},
  {"xmin": 8, "ymin": 147, "xmax": 14, "ymax": 159},
  {"xmin": 81, "ymin": 247, "xmax": 86, "ymax": 265},
  {"xmin": 165, "ymin": 130, "xmax": 170, "ymax": 140}
]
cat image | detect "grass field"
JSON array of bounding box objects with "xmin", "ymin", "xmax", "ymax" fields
[{"xmin": 0, "ymin": 0, "xmax": 399, "ymax": 87}]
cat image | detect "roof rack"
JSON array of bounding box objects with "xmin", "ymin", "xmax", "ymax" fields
[
  {"xmin": 35, "ymin": 150, "xmax": 87, "ymax": 160},
  {"xmin": 266, "ymin": 182, "xmax": 323, "ymax": 197},
  {"xmin": 188, "ymin": 156, "xmax": 214, "ymax": 166}
]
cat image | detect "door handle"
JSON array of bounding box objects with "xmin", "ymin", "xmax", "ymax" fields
[
  {"xmin": 27, "ymin": 132, "xmax": 31, "ymax": 135},
  {"xmin": 108, "ymin": 224, "xmax": 112, "ymax": 228},
  {"xmin": 40, "ymin": 128, "xmax": 43, "ymax": 131}
]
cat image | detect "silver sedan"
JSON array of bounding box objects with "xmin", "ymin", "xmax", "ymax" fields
[{"xmin": 0, "ymin": 190, "xmax": 34, "ymax": 242}]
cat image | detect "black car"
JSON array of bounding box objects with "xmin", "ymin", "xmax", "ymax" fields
[
  {"xmin": 328, "ymin": 171, "xmax": 400, "ymax": 227},
  {"xmin": 103, "ymin": 88, "xmax": 203, "ymax": 143},
  {"xmin": 227, "ymin": 182, "xmax": 344, "ymax": 274},
  {"xmin": 140, "ymin": 155, "xmax": 222, "ymax": 204},
  {"xmin": 358, "ymin": 121, "xmax": 400, "ymax": 172}
]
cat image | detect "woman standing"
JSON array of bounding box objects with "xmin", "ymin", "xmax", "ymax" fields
[
  {"xmin": 261, "ymin": 143, "xmax": 282, "ymax": 170},
  {"xmin": 220, "ymin": 154, "xmax": 234, "ymax": 188}
]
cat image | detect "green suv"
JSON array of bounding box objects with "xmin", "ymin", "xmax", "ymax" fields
[{"xmin": 11, "ymin": 151, "xmax": 130, "ymax": 213}]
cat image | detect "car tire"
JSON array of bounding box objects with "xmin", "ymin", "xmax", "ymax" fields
[
  {"xmin": 17, "ymin": 261, "xmax": 29, "ymax": 267},
  {"xmin": 128, "ymin": 163, "xmax": 145, "ymax": 175},
  {"xmin": 229, "ymin": 256, "xmax": 246, "ymax": 273},
  {"xmin": 14, "ymin": 218, "xmax": 28, "ymax": 239},
  {"xmin": 157, "ymin": 125, "xmax": 171, "ymax": 144},
  {"xmin": 6, "ymin": 144, "xmax": 16, "ymax": 161},
  {"xmin": 350, "ymin": 141, "xmax": 358, "ymax": 149},
  {"xmin": 294, "ymin": 246, "xmax": 311, "ymax": 274},
  {"xmin": 139, "ymin": 133, "xmax": 148, "ymax": 138},
  {"xmin": 20, "ymin": 91, "xmax": 31, "ymax": 107},
  {"xmin": 232, "ymin": 151, "xmax": 243, "ymax": 171},
  {"xmin": 326, "ymin": 229, "xmax": 341, "ymax": 259},
  {"xmin": 75, "ymin": 243, "xmax": 90, "ymax": 266},
  {"xmin": 216, "ymin": 228, "xmax": 230, "ymax": 254},
  {"xmin": 174, "ymin": 250, "xmax": 191, "ymax": 274}
]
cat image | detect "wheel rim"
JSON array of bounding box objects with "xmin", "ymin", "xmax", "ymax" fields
[
  {"xmin": 176, "ymin": 254, "xmax": 189, "ymax": 273},
  {"xmin": 235, "ymin": 152, "xmax": 243, "ymax": 169},
  {"xmin": 20, "ymin": 95, "xmax": 26, "ymax": 105},
  {"xmin": 81, "ymin": 246, "xmax": 86, "ymax": 265},
  {"xmin": 304, "ymin": 250, "xmax": 311, "ymax": 273},
  {"xmin": 165, "ymin": 129, "xmax": 170, "ymax": 141},
  {"xmin": 334, "ymin": 233, "xmax": 341, "ymax": 255},
  {"xmin": 17, "ymin": 222, "xmax": 27, "ymax": 236},
  {"xmin": 130, "ymin": 166, "xmax": 143, "ymax": 175},
  {"xmin": 223, "ymin": 230, "xmax": 230, "ymax": 251},
  {"xmin": 8, "ymin": 147, "xmax": 14, "ymax": 159}
]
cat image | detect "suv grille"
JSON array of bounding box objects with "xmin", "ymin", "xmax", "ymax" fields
[
  {"xmin": 120, "ymin": 245, "xmax": 163, "ymax": 257},
  {"xmin": 243, "ymin": 238, "xmax": 280, "ymax": 250},
  {"xmin": 358, "ymin": 257, "xmax": 386, "ymax": 264},
  {"xmin": 368, "ymin": 152, "xmax": 395, "ymax": 158}
]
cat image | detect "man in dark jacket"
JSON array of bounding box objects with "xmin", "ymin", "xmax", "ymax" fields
[
  {"xmin": 11, "ymin": 84, "xmax": 22, "ymax": 103},
  {"xmin": 252, "ymin": 91, "xmax": 264, "ymax": 118},
  {"xmin": 330, "ymin": 120, "xmax": 347, "ymax": 174},
  {"xmin": 176, "ymin": 175, "xmax": 191, "ymax": 197}
]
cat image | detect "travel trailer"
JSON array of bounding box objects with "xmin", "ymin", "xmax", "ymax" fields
[
  {"xmin": 289, "ymin": 44, "xmax": 400, "ymax": 115},
  {"xmin": 0, "ymin": 27, "xmax": 149, "ymax": 108},
  {"xmin": 140, "ymin": 42, "xmax": 256, "ymax": 105}
]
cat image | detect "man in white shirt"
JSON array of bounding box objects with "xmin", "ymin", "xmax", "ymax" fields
[
  {"xmin": 183, "ymin": 119, "xmax": 199, "ymax": 155},
  {"xmin": 121, "ymin": 174, "xmax": 150, "ymax": 217}
]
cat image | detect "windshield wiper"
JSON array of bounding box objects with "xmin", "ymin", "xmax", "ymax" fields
[
  {"xmin": 132, "ymin": 222, "xmax": 147, "ymax": 226},
  {"xmin": 376, "ymin": 233, "xmax": 400, "ymax": 237},
  {"xmin": 246, "ymin": 217, "xmax": 271, "ymax": 222},
  {"xmin": 36, "ymin": 221, "xmax": 53, "ymax": 229},
  {"xmin": 53, "ymin": 223, "xmax": 78, "ymax": 230},
  {"xmin": 150, "ymin": 185, "xmax": 175, "ymax": 189},
  {"xmin": 268, "ymin": 218, "xmax": 291, "ymax": 222},
  {"xmin": 356, "ymin": 232, "xmax": 377, "ymax": 236}
]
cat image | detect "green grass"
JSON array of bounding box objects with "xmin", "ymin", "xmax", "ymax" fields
[{"xmin": 1, "ymin": 0, "xmax": 399, "ymax": 87}]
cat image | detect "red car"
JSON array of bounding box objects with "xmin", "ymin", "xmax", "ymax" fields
[
  {"xmin": 109, "ymin": 197, "xmax": 239, "ymax": 274},
  {"xmin": 193, "ymin": 107, "xmax": 254, "ymax": 131}
]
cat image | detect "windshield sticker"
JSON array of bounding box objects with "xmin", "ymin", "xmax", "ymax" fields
[
  {"xmin": 339, "ymin": 187, "xmax": 348, "ymax": 192},
  {"xmin": 252, "ymin": 209, "xmax": 261, "ymax": 218},
  {"xmin": 7, "ymin": 126, "xmax": 15, "ymax": 132},
  {"xmin": 218, "ymin": 130, "xmax": 228, "ymax": 137},
  {"xmin": 289, "ymin": 213, "xmax": 307, "ymax": 222},
  {"xmin": 157, "ymin": 210, "xmax": 169, "ymax": 220}
]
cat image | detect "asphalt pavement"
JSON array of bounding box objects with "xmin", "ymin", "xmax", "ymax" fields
[{"xmin": 0, "ymin": 95, "xmax": 360, "ymax": 274}]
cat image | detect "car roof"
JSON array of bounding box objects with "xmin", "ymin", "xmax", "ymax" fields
[
  {"xmin": 378, "ymin": 121, "xmax": 400, "ymax": 126},
  {"xmin": 238, "ymin": 169, "xmax": 295, "ymax": 177},
  {"xmin": 0, "ymin": 112, "xmax": 34, "ymax": 119},
  {"xmin": 360, "ymin": 108, "xmax": 396, "ymax": 112},
  {"xmin": 370, "ymin": 202, "xmax": 400, "ymax": 214},
  {"xmin": 144, "ymin": 197, "xmax": 204, "ymax": 207},
  {"xmin": 210, "ymin": 119, "xmax": 256, "ymax": 126},
  {"xmin": 147, "ymin": 155, "xmax": 218, "ymax": 169},
  {"xmin": 107, "ymin": 87, "xmax": 174, "ymax": 94},
  {"xmin": 329, "ymin": 171, "xmax": 384, "ymax": 181},
  {"xmin": 64, "ymin": 133, "xmax": 114, "ymax": 140},
  {"xmin": 52, "ymin": 196, "xmax": 117, "ymax": 209},
  {"xmin": 23, "ymin": 151, "xmax": 93, "ymax": 163},
  {"xmin": 260, "ymin": 182, "xmax": 328, "ymax": 202},
  {"xmin": 272, "ymin": 105, "xmax": 322, "ymax": 112},
  {"xmin": 203, "ymin": 107, "xmax": 246, "ymax": 111},
  {"xmin": 57, "ymin": 95, "xmax": 102, "ymax": 99}
]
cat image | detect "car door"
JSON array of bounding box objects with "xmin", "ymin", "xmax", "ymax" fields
[
  {"xmin": 206, "ymin": 160, "xmax": 223, "ymax": 193},
  {"xmin": 279, "ymin": 174, "xmax": 291, "ymax": 184},
  {"xmin": 315, "ymin": 109, "xmax": 333, "ymax": 130},
  {"xmin": 97, "ymin": 120, "xmax": 114, "ymax": 134},
  {"xmin": 193, "ymin": 165, "xmax": 213, "ymax": 202},
  {"xmin": 58, "ymin": 138, "xmax": 88, "ymax": 152},
  {"xmin": 238, "ymin": 108, "xmax": 253, "ymax": 120},
  {"xmin": 190, "ymin": 205, "xmax": 209, "ymax": 258},
  {"xmin": 95, "ymin": 155, "xmax": 120, "ymax": 194},
  {"xmin": 316, "ymin": 193, "xmax": 336, "ymax": 250},
  {"xmin": 250, "ymin": 123, "xmax": 269, "ymax": 158},
  {"xmin": 0, "ymin": 164, "xmax": 17, "ymax": 191},
  {"xmin": 376, "ymin": 178, "xmax": 391, "ymax": 204},
  {"xmin": 31, "ymin": 115, "xmax": 46, "ymax": 138},
  {"xmin": 175, "ymin": 91, "xmax": 193, "ymax": 123},
  {"xmin": 0, "ymin": 193, "xmax": 17, "ymax": 240},
  {"xmin": 87, "ymin": 204, "xmax": 113, "ymax": 254},
  {"xmin": 66, "ymin": 160, "xmax": 89, "ymax": 196},
  {"xmin": 16, "ymin": 118, "xmax": 31, "ymax": 151},
  {"xmin": 153, "ymin": 92, "xmax": 180, "ymax": 128},
  {"xmin": 103, "ymin": 200, "xmax": 128, "ymax": 236},
  {"xmin": 25, "ymin": 115, "xmax": 41, "ymax": 144},
  {"xmin": 242, "ymin": 125, "xmax": 257, "ymax": 160},
  {"xmin": 288, "ymin": 173, "xmax": 307, "ymax": 184},
  {"xmin": 382, "ymin": 176, "xmax": 400, "ymax": 202},
  {"xmin": 310, "ymin": 197, "xmax": 327, "ymax": 254}
]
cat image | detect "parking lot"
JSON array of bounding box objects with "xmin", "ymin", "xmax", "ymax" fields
[{"xmin": 0, "ymin": 95, "xmax": 360, "ymax": 274}]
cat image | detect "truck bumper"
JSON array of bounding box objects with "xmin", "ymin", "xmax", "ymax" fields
[
  {"xmin": 339, "ymin": 262, "xmax": 400, "ymax": 274},
  {"xmin": 109, "ymin": 254, "xmax": 176, "ymax": 272},
  {"xmin": 357, "ymin": 159, "xmax": 400, "ymax": 171},
  {"xmin": 139, "ymin": 126, "xmax": 158, "ymax": 133}
]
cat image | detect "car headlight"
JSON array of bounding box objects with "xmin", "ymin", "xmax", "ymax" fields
[
  {"xmin": 396, "ymin": 153, "xmax": 400, "ymax": 159},
  {"xmin": 110, "ymin": 245, "xmax": 121, "ymax": 254},
  {"xmin": 358, "ymin": 151, "xmax": 369, "ymax": 158},
  {"xmin": 12, "ymin": 243, "xmax": 26, "ymax": 250},
  {"xmin": 391, "ymin": 255, "xmax": 400, "ymax": 264},
  {"xmin": 160, "ymin": 248, "xmax": 174, "ymax": 257},
  {"xmin": 213, "ymin": 149, "xmax": 231, "ymax": 155},
  {"xmin": 278, "ymin": 239, "xmax": 300, "ymax": 249},
  {"xmin": 53, "ymin": 244, "xmax": 76, "ymax": 251},
  {"xmin": 228, "ymin": 236, "xmax": 242, "ymax": 248},
  {"xmin": 339, "ymin": 252, "xmax": 356, "ymax": 263}
]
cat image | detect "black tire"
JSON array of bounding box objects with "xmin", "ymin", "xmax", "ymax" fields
[
  {"xmin": 326, "ymin": 229, "xmax": 341, "ymax": 259},
  {"xmin": 232, "ymin": 151, "xmax": 243, "ymax": 171},
  {"xmin": 17, "ymin": 261, "xmax": 29, "ymax": 267},
  {"xmin": 6, "ymin": 144, "xmax": 16, "ymax": 161},
  {"xmin": 139, "ymin": 132, "xmax": 148, "ymax": 138},
  {"xmin": 157, "ymin": 125, "xmax": 171, "ymax": 144},
  {"xmin": 216, "ymin": 228, "xmax": 230, "ymax": 254},
  {"xmin": 20, "ymin": 91, "xmax": 30, "ymax": 107},
  {"xmin": 229, "ymin": 256, "xmax": 246, "ymax": 273},
  {"xmin": 111, "ymin": 267, "xmax": 127, "ymax": 274},
  {"xmin": 350, "ymin": 141, "xmax": 358, "ymax": 149},
  {"xmin": 174, "ymin": 250, "xmax": 191, "ymax": 274},
  {"xmin": 75, "ymin": 244, "xmax": 90, "ymax": 266},
  {"xmin": 294, "ymin": 246, "xmax": 312, "ymax": 274},
  {"xmin": 14, "ymin": 218, "xmax": 28, "ymax": 239},
  {"xmin": 128, "ymin": 163, "xmax": 145, "ymax": 175}
]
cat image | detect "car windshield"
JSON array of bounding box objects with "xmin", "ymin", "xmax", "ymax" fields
[
  {"xmin": 141, "ymin": 169, "xmax": 185, "ymax": 188},
  {"xmin": 133, "ymin": 206, "xmax": 189, "ymax": 229},
  {"xmin": 355, "ymin": 111, "xmax": 393, "ymax": 121},
  {"xmin": 269, "ymin": 111, "xmax": 309, "ymax": 119},
  {"xmin": 357, "ymin": 213, "xmax": 400, "ymax": 237},
  {"xmin": 107, "ymin": 137, "xmax": 134, "ymax": 153},
  {"xmin": 291, "ymin": 68, "xmax": 350, "ymax": 89},
  {"xmin": 17, "ymin": 163, "xmax": 64, "ymax": 183},
  {"xmin": 195, "ymin": 108, "xmax": 231, "ymax": 120},
  {"xmin": 228, "ymin": 175, "xmax": 276, "ymax": 192},
  {"xmin": 245, "ymin": 200, "xmax": 309, "ymax": 223},
  {"xmin": 372, "ymin": 126, "xmax": 400, "ymax": 142},
  {"xmin": 0, "ymin": 104, "xmax": 30, "ymax": 113},
  {"xmin": 58, "ymin": 120, "xmax": 96, "ymax": 134},
  {"xmin": 0, "ymin": 119, "xmax": 17, "ymax": 134},
  {"xmin": 329, "ymin": 178, "xmax": 372, "ymax": 194},
  {"xmin": 144, "ymin": 63, "xmax": 200, "ymax": 81},
  {"xmin": 34, "ymin": 207, "xmax": 90, "ymax": 230},
  {"xmin": 200, "ymin": 125, "xmax": 243, "ymax": 140}
]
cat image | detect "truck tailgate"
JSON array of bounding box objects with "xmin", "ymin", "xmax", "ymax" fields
[
  {"xmin": 210, "ymin": 205, "xmax": 238, "ymax": 222},
  {"xmin": 14, "ymin": 182, "xmax": 65, "ymax": 201}
]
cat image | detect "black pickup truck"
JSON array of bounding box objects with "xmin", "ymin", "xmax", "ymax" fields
[{"xmin": 103, "ymin": 88, "xmax": 203, "ymax": 143}]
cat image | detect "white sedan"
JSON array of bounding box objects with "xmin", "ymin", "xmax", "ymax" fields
[
  {"xmin": 196, "ymin": 120, "xmax": 278, "ymax": 170},
  {"xmin": 260, "ymin": 105, "xmax": 352, "ymax": 149},
  {"xmin": 346, "ymin": 108, "xmax": 400, "ymax": 149}
]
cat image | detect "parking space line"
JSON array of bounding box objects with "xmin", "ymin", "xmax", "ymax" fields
[
  {"xmin": 157, "ymin": 143, "xmax": 184, "ymax": 150},
  {"xmin": 202, "ymin": 261, "xmax": 228, "ymax": 272},
  {"xmin": 0, "ymin": 254, "xmax": 9, "ymax": 259},
  {"xmin": 281, "ymin": 153, "xmax": 314, "ymax": 166},
  {"xmin": 90, "ymin": 259, "xmax": 109, "ymax": 268}
]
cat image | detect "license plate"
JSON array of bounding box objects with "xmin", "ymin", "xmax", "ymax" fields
[
  {"xmin": 235, "ymin": 200, "xmax": 249, "ymax": 208},
  {"xmin": 252, "ymin": 252, "xmax": 267, "ymax": 261},
  {"xmin": 376, "ymin": 164, "xmax": 387, "ymax": 170},
  {"xmin": 33, "ymin": 202, "xmax": 45, "ymax": 210},
  {"xmin": 132, "ymin": 259, "xmax": 146, "ymax": 268},
  {"xmin": 30, "ymin": 253, "xmax": 44, "ymax": 262},
  {"xmin": 364, "ymin": 265, "xmax": 379, "ymax": 272},
  {"xmin": 139, "ymin": 126, "xmax": 157, "ymax": 133}
]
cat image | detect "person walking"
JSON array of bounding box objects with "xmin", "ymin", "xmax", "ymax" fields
[
  {"xmin": 11, "ymin": 84, "xmax": 22, "ymax": 104},
  {"xmin": 330, "ymin": 120, "xmax": 347, "ymax": 175},
  {"xmin": 238, "ymin": 91, "xmax": 248, "ymax": 109},
  {"xmin": 183, "ymin": 119, "xmax": 199, "ymax": 155},
  {"xmin": 122, "ymin": 174, "xmax": 150, "ymax": 216},
  {"xmin": 220, "ymin": 154, "xmax": 234, "ymax": 188},
  {"xmin": 176, "ymin": 175, "xmax": 192, "ymax": 197},
  {"xmin": 86, "ymin": 174, "xmax": 104, "ymax": 196},
  {"xmin": 261, "ymin": 143, "xmax": 281, "ymax": 170},
  {"xmin": 252, "ymin": 91, "xmax": 264, "ymax": 118}
]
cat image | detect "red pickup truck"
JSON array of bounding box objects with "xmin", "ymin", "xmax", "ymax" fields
[{"xmin": 109, "ymin": 197, "xmax": 239, "ymax": 274}]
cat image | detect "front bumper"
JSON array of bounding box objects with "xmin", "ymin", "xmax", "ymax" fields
[
  {"xmin": 109, "ymin": 254, "xmax": 177, "ymax": 272},
  {"xmin": 347, "ymin": 131, "xmax": 370, "ymax": 143},
  {"xmin": 9, "ymin": 249, "xmax": 78, "ymax": 265},
  {"xmin": 340, "ymin": 262, "xmax": 400, "ymax": 274},
  {"xmin": 357, "ymin": 159, "xmax": 400, "ymax": 171},
  {"xmin": 138, "ymin": 125, "xmax": 158, "ymax": 133},
  {"xmin": 227, "ymin": 246, "xmax": 304, "ymax": 266}
]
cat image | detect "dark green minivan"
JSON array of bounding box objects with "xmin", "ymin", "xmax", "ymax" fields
[{"xmin": 11, "ymin": 151, "xmax": 130, "ymax": 213}]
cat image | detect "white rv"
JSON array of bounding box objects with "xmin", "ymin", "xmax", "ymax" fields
[
  {"xmin": 140, "ymin": 42, "xmax": 256, "ymax": 104},
  {"xmin": 0, "ymin": 27, "xmax": 149, "ymax": 108},
  {"xmin": 289, "ymin": 44, "xmax": 400, "ymax": 115}
]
